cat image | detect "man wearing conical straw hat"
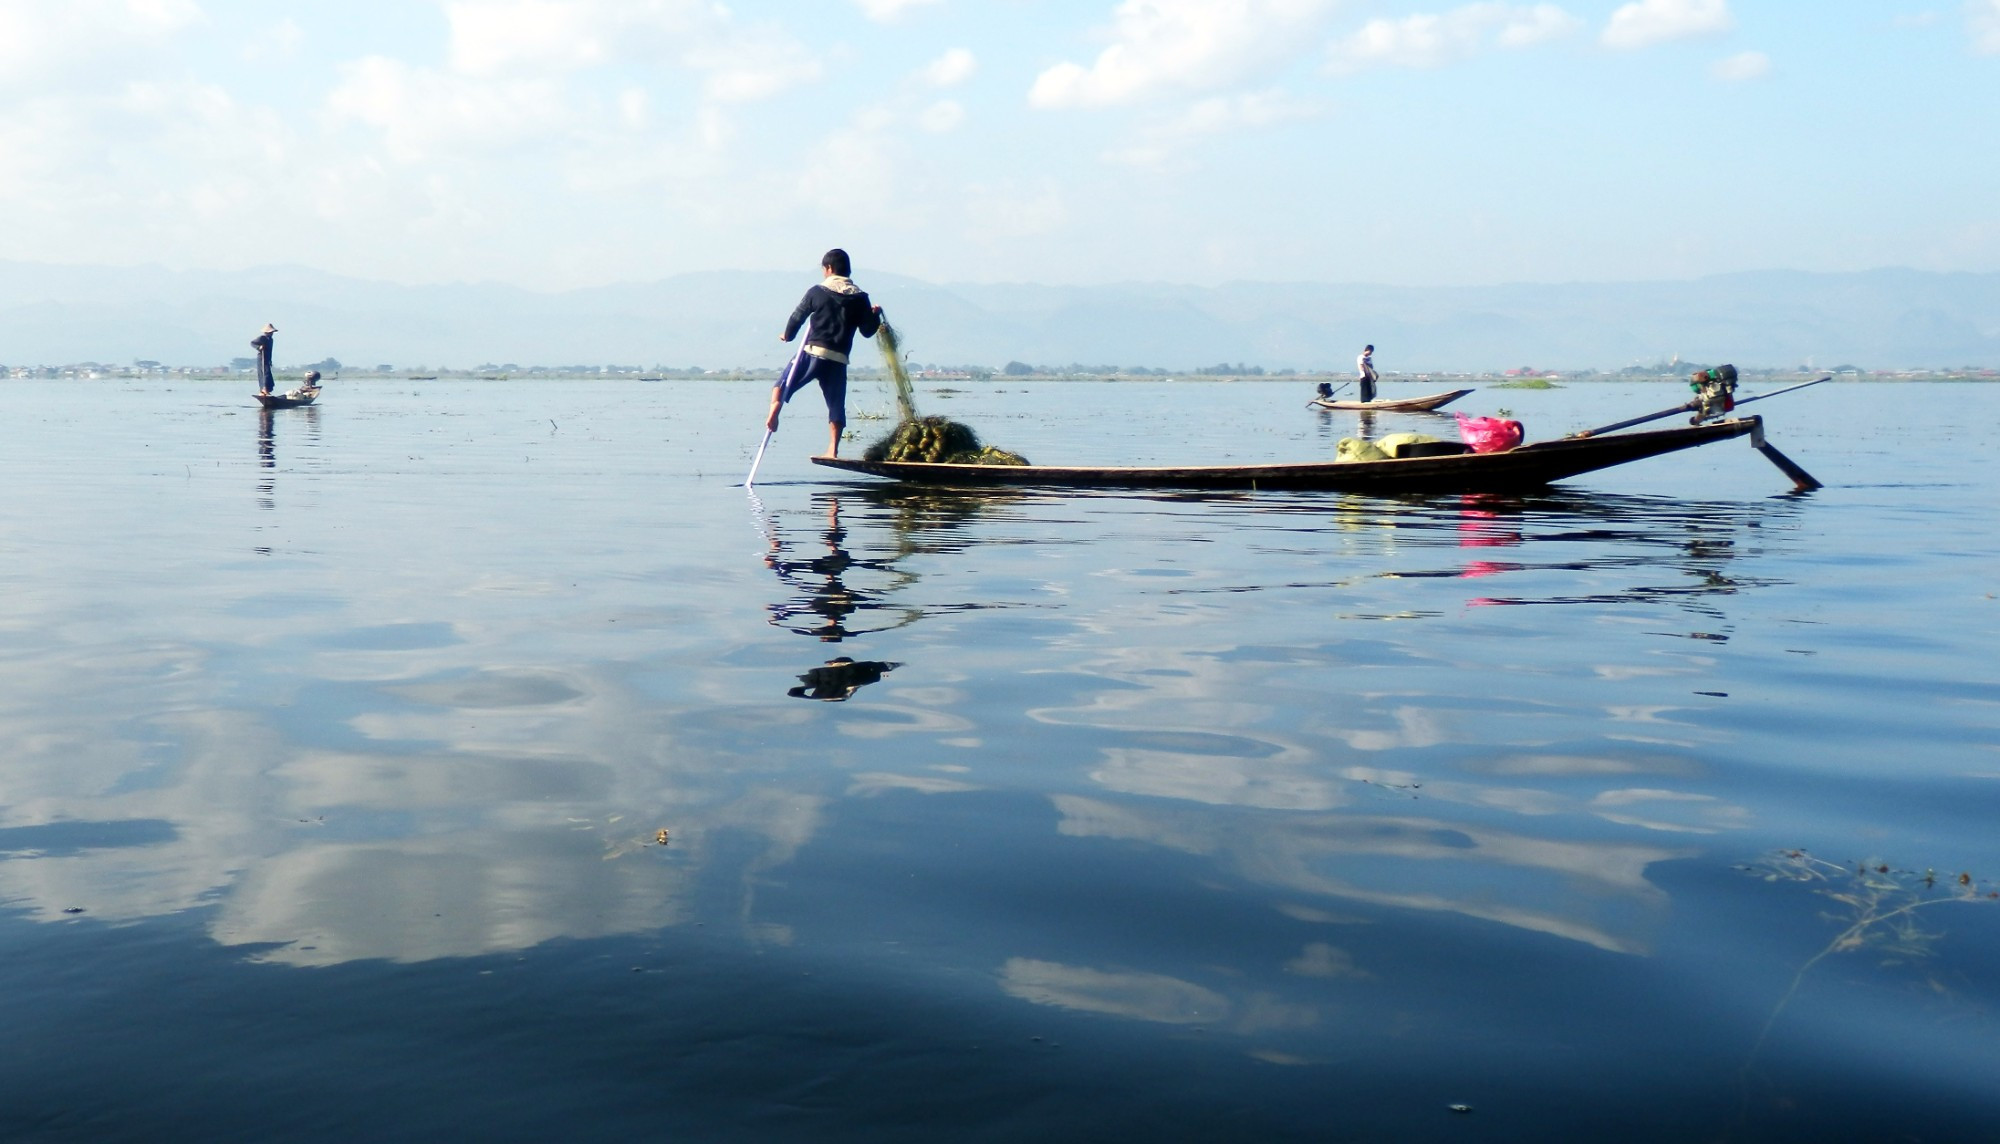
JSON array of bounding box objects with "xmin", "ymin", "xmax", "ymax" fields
[
  {"xmin": 766, "ymin": 249, "xmax": 882, "ymax": 459},
  {"xmin": 250, "ymin": 322, "xmax": 278, "ymax": 395}
]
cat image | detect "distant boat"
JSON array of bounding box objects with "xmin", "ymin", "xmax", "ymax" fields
[
  {"xmin": 1310, "ymin": 388, "xmax": 1473, "ymax": 413},
  {"xmin": 255, "ymin": 388, "xmax": 318, "ymax": 409},
  {"xmin": 407, "ymin": 375, "xmax": 438, "ymax": 380}
]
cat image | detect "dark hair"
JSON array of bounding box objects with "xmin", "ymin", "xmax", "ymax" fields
[
  {"xmin": 821, "ymin": 248, "xmax": 851, "ymax": 276},
  {"xmin": 1363, "ymin": 344, "xmax": 1374, "ymax": 352}
]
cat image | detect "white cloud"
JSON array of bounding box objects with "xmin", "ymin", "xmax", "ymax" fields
[
  {"xmin": 1105, "ymin": 89, "xmax": 1320, "ymax": 167},
  {"xmin": 1971, "ymin": 0, "xmax": 2000, "ymax": 54},
  {"xmin": 1709, "ymin": 49, "xmax": 1768, "ymax": 81},
  {"xmin": 442, "ymin": 0, "xmax": 711, "ymax": 76},
  {"xmin": 1328, "ymin": 3, "xmax": 1580, "ymax": 73},
  {"xmin": 917, "ymin": 99, "xmax": 966, "ymax": 132},
  {"xmin": 853, "ymin": 0, "xmax": 943, "ymax": 22},
  {"xmin": 242, "ymin": 18, "xmax": 304, "ymax": 62},
  {"xmin": 0, "ymin": 0, "xmax": 203, "ymax": 88},
  {"xmin": 324, "ymin": 2, "xmax": 820, "ymax": 163},
  {"xmin": 125, "ymin": 0, "xmax": 202, "ymax": 29},
  {"xmin": 446, "ymin": 0, "xmax": 618, "ymax": 75},
  {"xmin": 1601, "ymin": 0, "xmax": 1733, "ymax": 50},
  {"xmin": 923, "ymin": 47, "xmax": 977, "ymax": 87},
  {"xmin": 1030, "ymin": 0, "xmax": 1337, "ymax": 109},
  {"xmin": 962, "ymin": 180, "xmax": 1069, "ymax": 239},
  {"xmin": 440, "ymin": 0, "xmax": 818, "ymax": 99},
  {"xmin": 684, "ymin": 28, "xmax": 823, "ymax": 104},
  {"xmin": 327, "ymin": 56, "xmax": 570, "ymax": 160}
]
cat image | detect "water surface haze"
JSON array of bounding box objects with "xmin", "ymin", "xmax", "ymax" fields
[{"xmin": 2, "ymin": 377, "xmax": 1996, "ymax": 1142}]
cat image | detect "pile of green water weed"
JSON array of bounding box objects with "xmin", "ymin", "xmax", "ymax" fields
[
  {"xmin": 867, "ymin": 318, "xmax": 1029, "ymax": 466},
  {"xmin": 864, "ymin": 415, "xmax": 1028, "ymax": 465}
]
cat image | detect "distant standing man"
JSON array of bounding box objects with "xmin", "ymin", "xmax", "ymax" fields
[
  {"xmin": 765, "ymin": 249, "xmax": 882, "ymax": 459},
  {"xmin": 1357, "ymin": 344, "xmax": 1379, "ymax": 404},
  {"xmin": 251, "ymin": 323, "xmax": 277, "ymax": 394}
]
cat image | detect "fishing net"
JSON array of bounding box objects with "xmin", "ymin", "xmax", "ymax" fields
[
  {"xmin": 875, "ymin": 319, "xmax": 918, "ymax": 423},
  {"xmin": 864, "ymin": 318, "xmax": 1029, "ymax": 466}
]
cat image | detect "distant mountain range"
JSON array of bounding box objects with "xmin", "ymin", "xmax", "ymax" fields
[{"xmin": 2, "ymin": 261, "xmax": 1995, "ymax": 373}]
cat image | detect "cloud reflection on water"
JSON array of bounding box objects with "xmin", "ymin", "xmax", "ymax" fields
[
  {"xmin": 1054, "ymin": 794, "xmax": 1684, "ymax": 955},
  {"xmin": 0, "ymin": 456, "xmax": 1785, "ymax": 980}
]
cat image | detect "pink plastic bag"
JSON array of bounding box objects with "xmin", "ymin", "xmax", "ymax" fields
[{"xmin": 1454, "ymin": 413, "xmax": 1524, "ymax": 454}]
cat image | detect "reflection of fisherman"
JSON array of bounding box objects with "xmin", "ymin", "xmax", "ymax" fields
[
  {"xmin": 258, "ymin": 407, "xmax": 275, "ymax": 470},
  {"xmin": 763, "ymin": 496, "xmax": 910, "ymax": 642},
  {"xmin": 1356, "ymin": 344, "xmax": 1379, "ymax": 404},
  {"xmin": 788, "ymin": 657, "xmax": 900, "ymax": 701},
  {"xmin": 765, "ymin": 248, "xmax": 882, "ymax": 460},
  {"xmin": 251, "ymin": 323, "xmax": 277, "ymax": 394}
]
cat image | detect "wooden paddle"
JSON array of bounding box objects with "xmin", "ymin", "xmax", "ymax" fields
[
  {"xmin": 1568, "ymin": 376, "xmax": 1829, "ymax": 491},
  {"xmin": 744, "ymin": 429, "xmax": 775, "ymax": 488},
  {"xmin": 744, "ymin": 333, "xmax": 816, "ymax": 487},
  {"xmin": 1568, "ymin": 376, "xmax": 1829, "ymax": 439}
]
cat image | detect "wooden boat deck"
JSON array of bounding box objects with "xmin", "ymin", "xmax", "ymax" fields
[{"xmin": 812, "ymin": 417, "xmax": 1761, "ymax": 493}]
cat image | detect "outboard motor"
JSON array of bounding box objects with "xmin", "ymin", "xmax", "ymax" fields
[{"xmin": 1688, "ymin": 364, "xmax": 1737, "ymax": 423}]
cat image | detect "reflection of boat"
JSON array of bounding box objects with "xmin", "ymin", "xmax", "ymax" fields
[
  {"xmin": 1311, "ymin": 388, "xmax": 1472, "ymax": 412},
  {"xmin": 254, "ymin": 388, "xmax": 319, "ymax": 409},
  {"xmin": 814, "ymin": 417, "xmax": 1777, "ymax": 493}
]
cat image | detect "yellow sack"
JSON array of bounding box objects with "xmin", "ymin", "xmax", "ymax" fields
[
  {"xmin": 1336, "ymin": 437, "xmax": 1389, "ymax": 462},
  {"xmin": 1375, "ymin": 432, "xmax": 1441, "ymax": 458}
]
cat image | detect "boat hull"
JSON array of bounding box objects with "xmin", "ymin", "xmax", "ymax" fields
[
  {"xmin": 255, "ymin": 391, "xmax": 318, "ymax": 409},
  {"xmin": 811, "ymin": 418, "xmax": 1760, "ymax": 493},
  {"xmin": 1310, "ymin": 388, "xmax": 1472, "ymax": 412}
]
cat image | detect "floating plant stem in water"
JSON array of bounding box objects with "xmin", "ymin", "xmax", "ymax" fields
[{"xmin": 1740, "ymin": 850, "xmax": 1995, "ymax": 1072}]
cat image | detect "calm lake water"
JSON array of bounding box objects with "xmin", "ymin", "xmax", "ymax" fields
[{"xmin": 2, "ymin": 377, "xmax": 1997, "ymax": 1142}]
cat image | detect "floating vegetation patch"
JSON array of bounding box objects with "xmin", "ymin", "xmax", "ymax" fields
[
  {"xmin": 868, "ymin": 319, "xmax": 1029, "ymax": 466},
  {"xmin": 1740, "ymin": 850, "xmax": 1995, "ymax": 1073},
  {"xmin": 1495, "ymin": 378, "xmax": 1559, "ymax": 389}
]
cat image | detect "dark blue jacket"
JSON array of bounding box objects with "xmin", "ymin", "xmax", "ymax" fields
[{"xmin": 782, "ymin": 279, "xmax": 880, "ymax": 361}]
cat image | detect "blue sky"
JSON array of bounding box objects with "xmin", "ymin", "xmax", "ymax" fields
[{"xmin": 1, "ymin": 0, "xmax": 1994, "ymax": 289}]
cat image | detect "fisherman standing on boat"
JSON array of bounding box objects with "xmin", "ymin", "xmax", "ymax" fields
[
  {"xmin": 766, "ymin": 249, "xmax": 882, "ymax": 460},
  {"xmin": 251, "ymin": 322, "xmax": 277, "ymax": 395},
  {"xmin": 1356, "ymin": 344, "xmax": 1379, "ymax": 404}
]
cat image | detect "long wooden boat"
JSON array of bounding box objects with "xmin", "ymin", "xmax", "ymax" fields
[
  {"xmin": 254, "ymin": 389, "xmax": 318, "ymax": 409},
  {"xmin": 813, "ymin": 417, "xmax": 1769, "ymax": 493},
  {"xmin": 1311, "ymin": 388, "xmax": 1472, "ymax": 412}
]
